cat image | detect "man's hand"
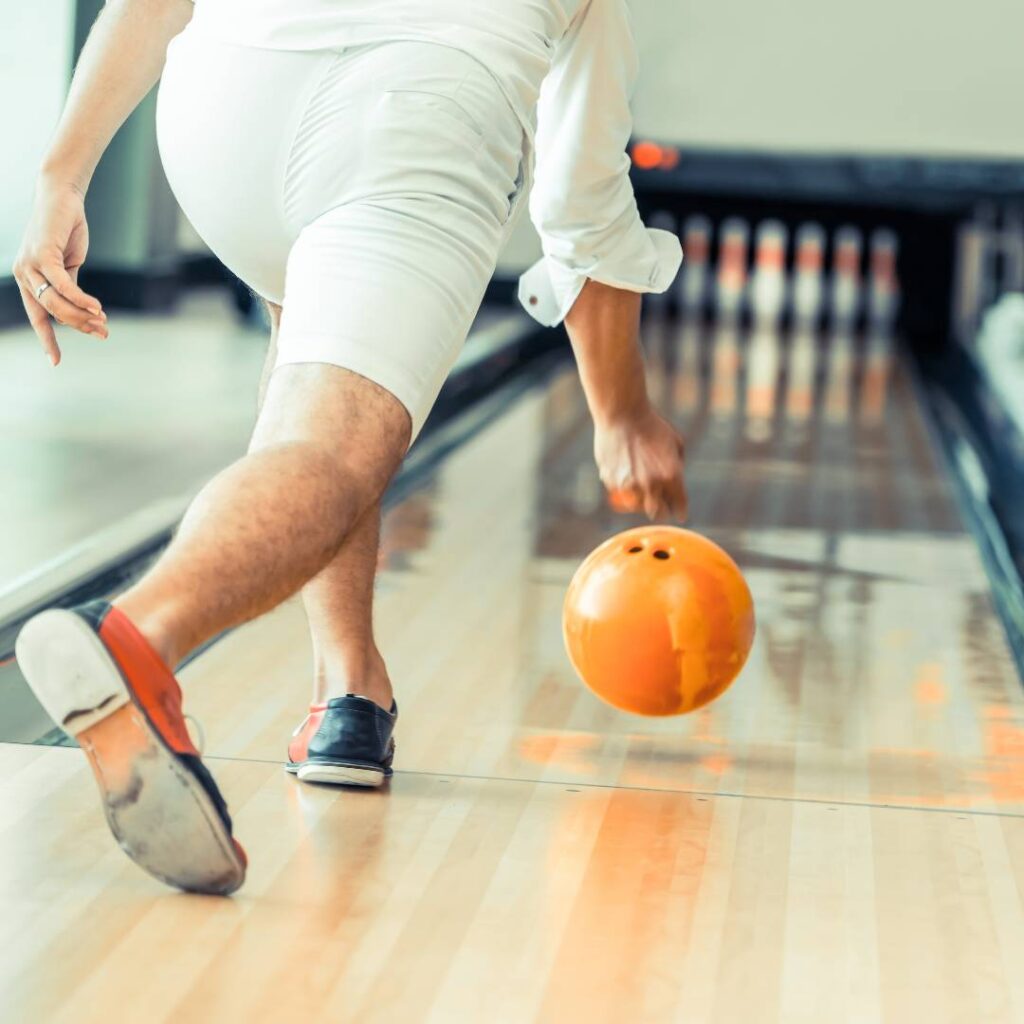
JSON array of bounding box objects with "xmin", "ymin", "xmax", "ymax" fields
[
  {"xmin": 12, "ymin": 178, "xmax": 107, "ymax": 366},
  {"xmin": 562, "ymin": 279, "xmax": 688, "ymax": 522},
  {"xmin": 10, "ymin": 0, "xmax": 197, "ymax": 366},
  {"xmin": 594, "ymin": 406, "xmax": 688, "ymax": 522}
]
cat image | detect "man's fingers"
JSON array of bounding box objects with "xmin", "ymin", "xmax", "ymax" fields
[
  {"xmin": 33, "ymin": 318, "xmax": 61, "ymax": 364},
  {"xmin": 665, "ymin": 473, "xmax": 689, "ymax": 523},
  {"xmin": 42, "ymin": 260, "xmax": 102, "ymax": 316},
  {"xmin": 639, "ymin": 468, "xmax": 689, "ymax": 523},
  {"xmin": 610, "ymin": 478, "xmax": 678, "ymax": 521},
  {"xmin": 17, "ymin": 286, "xmax": 61, "ymax": 365},
  {"xmin": 17, "ymin": 265, "xmax": 106, "ymax": 337},
  {"xmin": 36, "ymin": 278, "xmax": 97, "ymax": 331},
  {"xmin": 642, "ymin": 481, "xmax": 665, "ymax": 521},
  {"xmin": 608, "ymin": 486, "xmax": 642, "ymax": 513}
]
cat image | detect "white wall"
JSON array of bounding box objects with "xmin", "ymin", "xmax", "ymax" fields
[
  {"xmin": 9, "ymin": 2, "xmax": 1015, "ymax": 281},
  {"xmin": 0, "ymin": 4, "xmax": 77, "ymax": 273},
  {"xmin": 629, "ymin": 0, "xmax": 1024, "ymax": 158}
]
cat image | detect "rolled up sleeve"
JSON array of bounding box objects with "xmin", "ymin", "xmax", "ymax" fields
[{"xmin": 517, "ymin": 0, "xmax": 683, "ymax": 327}]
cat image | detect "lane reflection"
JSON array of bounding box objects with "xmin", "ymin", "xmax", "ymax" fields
[{"xmin": 186, "ymin": 308, "xmax": 1023, "ymax": 814}]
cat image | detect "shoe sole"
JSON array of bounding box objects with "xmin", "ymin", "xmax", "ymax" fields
[
  {"xmin": 16, "ymin": 609, "xmax": 246, "ymax": 896},
  {"xmin": 285, "ymin": 762, "xmax": 389, "ymax": 787}
]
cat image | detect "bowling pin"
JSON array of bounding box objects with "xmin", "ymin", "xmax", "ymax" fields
[
  {"xmin": 824, "ymin": 328, "xmax": 855, "ymax": 423},
  {"xmin": 824, "ymin": 246, "xmax": 856, "ymax": 426},
  {"xmin": 858, "ymin": 233, "xmax": 897, "ymax": 426},
  {"xmin": 715, "ymin": 218, "xmax": 749, "ymax": 322},
  {"xmin": 866, "ymin": 228, "xmax": 900, "ymax": 336},
  {"xmin": 680, "ymin": 214, "xmax": 712, "ymax": 317},
  {"xmin": 829, "ymin": 225, "xmax": 863, "ymax": 332},
  {"xmin": 951, "ymin": 204, "xmax": 996, "ymax": 345},
  {"xmin": 750, "ymin": 220, "xmax": 789, "ymax": 330},
  {"xmin": 709, "ymin": 314, "xmax": 741, "ymax": 417},
  {"xmin": 744, "ymin": 325, "xmax": 781, "ymax": 442},
  {"xmin": 858, "ymin": 326, "xmax": 894, "ymax": 426},
  {"xmin": 791, "ymin": 223, "xmax": 826, "ymax": 330},
  {"xmin": 785, "ymin": 324, "xmax": 817, "ymax": 426}
]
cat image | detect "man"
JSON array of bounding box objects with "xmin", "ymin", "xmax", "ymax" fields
[{"xmin": 13, "ymin": 0, "xmax": 687, "ymax": 895}]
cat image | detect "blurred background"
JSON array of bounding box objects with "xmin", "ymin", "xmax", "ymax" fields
[{"xmin": 1, "ymin": 0, "xmax": 1023, "ymax": 630}]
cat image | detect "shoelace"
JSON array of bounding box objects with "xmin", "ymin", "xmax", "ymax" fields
[{"xmin": 184, "ymin": 713, "xmax": 206, "ymax": 756}]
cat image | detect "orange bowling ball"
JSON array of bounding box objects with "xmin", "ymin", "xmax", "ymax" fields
[{"xmin": 562, "ymin": 526, "xmax": 755, "ymax": 716}]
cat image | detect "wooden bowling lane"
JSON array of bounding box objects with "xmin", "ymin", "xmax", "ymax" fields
[
  {"xmin": 11, "ymin": 311, "xmax": 1024, "ymax": 1023},
  {"xmin": 9, "ymin": 739, "xmax": 1024, "ymax": 1024},
  {"xmin": 176, "ymin": 312, "xmax": 1024, "ymax": 817}
]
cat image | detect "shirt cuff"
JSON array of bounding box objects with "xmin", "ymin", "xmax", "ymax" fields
[{"xmin": 517, "ymin": 227, "xmax": 683, "ymax": 327}]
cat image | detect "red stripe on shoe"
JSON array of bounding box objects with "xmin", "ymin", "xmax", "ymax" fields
[
  {"xmin": 97, "ymin": 606, "xmax": 198, "ymax": 757},
  {"xmin": 288, "ymin": 704, "xmax": 327, "ymax": 763}
]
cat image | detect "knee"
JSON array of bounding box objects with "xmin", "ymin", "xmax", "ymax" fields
[
  {"xmin": 249, "ymin": 409, "xmax": 406, "ymax": 511},
  {"xmin": 228, "ymin": 440, "xmax": 363, "ymax": 547},
  {"xmin": 287, "ymin": 440, "xmax": 356, "ymax": 506},
  {"xmin": 269, "ymin": 433, "xmax": 400, "ymax": 510}
]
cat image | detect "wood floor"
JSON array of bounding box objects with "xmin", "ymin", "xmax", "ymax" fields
[{"xmin": 5, "ymin": 312, "xmax": 1024, "ymax": 1022}]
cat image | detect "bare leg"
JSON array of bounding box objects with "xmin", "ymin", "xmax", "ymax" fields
[
  {"xmin": 114, "ymin": 321, "xmax": 411, "ymax": 671},
  {"xmin": 255, "ymin": 300, "xmax": 394, "ymax": 711}
]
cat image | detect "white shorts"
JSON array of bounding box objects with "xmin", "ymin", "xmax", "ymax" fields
[{"xmin": 155, "ymin": 25, "xmax": 528, "ymax": 440}]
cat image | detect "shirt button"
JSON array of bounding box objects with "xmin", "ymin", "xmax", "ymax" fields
[{"xmin": 529, "ymin": 295, "xmax": 538, "ymax": 306}]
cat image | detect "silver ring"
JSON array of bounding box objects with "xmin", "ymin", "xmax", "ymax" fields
[{"xmin": 35, "ymin": 281, "xmax": 52, "ymax": 301}]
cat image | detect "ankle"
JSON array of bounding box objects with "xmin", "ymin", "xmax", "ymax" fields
[
  {"xmin": 110, "ymin": 595, "xmax": 186, "ymax": 670},
  {"xmin": 314, "ymin": 647, "xmax": 393, "ymax": 710}
]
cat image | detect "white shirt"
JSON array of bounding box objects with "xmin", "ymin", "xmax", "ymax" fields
[{"xmin": 187, "ymin": 0, "xmax": 683, "ymax": 326}]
